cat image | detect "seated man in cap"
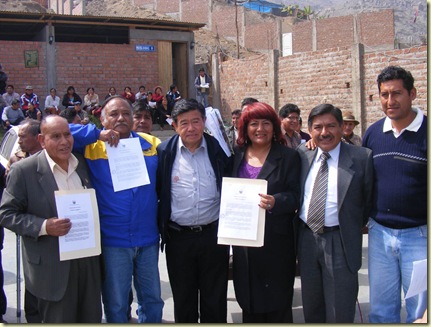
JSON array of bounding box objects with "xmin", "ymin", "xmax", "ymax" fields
[
  {"xmin": 341, "ymin": 111, "xmax": 362, "ymax": 146},
  {"xmin": 20, "ymin": 86, "xmax": 39, "ymax": 114}
]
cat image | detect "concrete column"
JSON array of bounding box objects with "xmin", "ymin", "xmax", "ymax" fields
[
  {"xmin": 208, "ymin": 0, "xmax": 213, "ymax": 33},
  {"xmin": 45, "ymin": 25, "xmax": 57, "ymax": 96},
  {"xmin": 312, "ymin": 19, "xmax": 317, "ymax": 51},
  {"xmin": 240, "ymin": 6, "xmax": 246, "ymax": 48},
  {"xmin": 211, "ymin": 52, "xmax": 222, "ymax": 110},
  {"xmin": 350, "ymin": 43, "xmax": 365, "ymax": 136},
  {"xmin": 353, "ymin": 15, "xmax": 360, "ymax": 44},
  {"xmin": 267, "ymin": 49, "xmax": 279, "ymax": 110}
]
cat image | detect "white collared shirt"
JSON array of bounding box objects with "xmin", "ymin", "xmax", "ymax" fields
[
  {"xmin": 299, "ymin": 142, "xmax": 341, "ymax": 227},
  {"xmin": 39, "ymin": 150, "xmax": 83, "ymax": 235},
  {"xmin": 383, "ymin": 107, "xmax": 423, "ymax": 138},
  {"xmin": 170, "ymin": 136, "xmax": 219, "ymax": 226}
]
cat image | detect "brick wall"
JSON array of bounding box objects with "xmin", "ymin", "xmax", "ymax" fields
[
  {"xmin": 219, "ymin": 45, "xmax": 427, "ymax": 130},
  {"xmin": 45, "ymin": 0, "xmax": 396, "ymax": 58},
  {"xmin": 182, "ymin": 0, "xmax": 209, "ymax": 24},
  {"xmin": 358, "ymin": 10, "xmax": 394, "ymax": 48},
  {"xmin": 55, "ymin": 40, "xmax": 159, "ymax": 105},
  {"xmin": 0, "ymin": 39, "xmax": 159, "ymax": 109},
  {"xmin": 293, "ymin": 20, "xmax": 312, "ymax": 52},
  {"xmin": 211, "ymin": 4, "xmax": 241, "ymax": 40},
  {"xmin": 362, "ymin": 46, "xmax": 427, "ymax": 129},
  {"xmin": 244, "ymin": 21, "xmax": 279, "ymax": 50},
  {"xmin": 0, "ymin": 41, "xmax": 47, "ymax": 103},
  {"xmin": 278, "ymin": 47, "xmax": 353, "ymax": 118},
  {"xmin": 293, "ymin": 10, "xmax": 395, "ymax": 53},
  {"xmin": 219, "ymin": 54, "xmax": 270, "ymax": 113},
  {"xmin": 316, "ymin": 16, "xmax": 353, "ymax": 50}
]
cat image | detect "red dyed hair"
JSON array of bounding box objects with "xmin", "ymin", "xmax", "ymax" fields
[{"xmin": 236, "ymin": 102, "xmax": 286, "ymax": 147}]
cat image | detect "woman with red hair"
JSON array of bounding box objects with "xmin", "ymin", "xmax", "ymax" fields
[{"xmin": 231, "ymin": 102, "xmax": 300, "ymax": 323}]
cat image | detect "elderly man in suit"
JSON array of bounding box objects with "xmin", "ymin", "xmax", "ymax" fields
[
  {"xmin": 296, "ymin": 104, "xmax": 373, "ymax": 323},
  {"xmin": 0, "ymin": 115, "xmax": 102, "ymax": 323}
]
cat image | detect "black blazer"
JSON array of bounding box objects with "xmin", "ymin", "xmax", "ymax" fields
[{"xmin": 232, "ymin": 143, "xmax": 301, "ymax": 313}]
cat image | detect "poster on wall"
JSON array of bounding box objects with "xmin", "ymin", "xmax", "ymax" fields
[{"xmin": 24, "ymin": 50, "xmax": 38, "ymax": 68}]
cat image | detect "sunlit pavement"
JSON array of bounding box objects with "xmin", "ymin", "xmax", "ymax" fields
[{"xmin": 2, "ymin": 230, "xmax": 406, "ymax": 323}]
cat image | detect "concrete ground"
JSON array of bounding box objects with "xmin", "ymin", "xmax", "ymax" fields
[{"xmin": 1, "ymin": 230, "xmax": 409, "ymax": 323}]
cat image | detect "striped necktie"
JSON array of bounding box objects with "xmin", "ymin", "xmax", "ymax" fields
[{"xmin": 307, "ymin": 152, "xmax": 331, "ymax": 233}]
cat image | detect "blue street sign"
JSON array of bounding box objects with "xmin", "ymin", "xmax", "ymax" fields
[{"xmin": 135, "ymin": 44, "xmax": 156, "ymax": 52}]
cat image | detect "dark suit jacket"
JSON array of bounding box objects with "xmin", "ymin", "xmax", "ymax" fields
[
  {"xmin": 0, "ymin": 151, "xmax": 92, "ymax": 301},
  {"xmin": 225, "ymin": 125, "xmax": 236, "ymax": 152},
  {"xmin": 232, "ymin": 143, "xmax": 301, "ymax": 313},
  {"xmin": 296, "ymin": 142, "xmax": 373, "ymax": 272}
]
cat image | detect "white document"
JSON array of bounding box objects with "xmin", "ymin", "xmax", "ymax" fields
[
  {"xmin": 205, "ymin": 107, "xmax": 232, "ymax": 157},
  {"xmin": 55, "ymin": 189, "xmax": 101, "ymax": 261},
  {"xmin": 218, "ymin": 177, "xmax": 267, "ymax": 247},
  {"xmin": 405, "ymin": 259, "xmax": 427, "ymax": 299},
  {"xmin": 105, "ymin": 137, "xmax": 150, "ymax": 192},
  {"xmin": 200, "ymin": 83, "xmax": 210, "ymax": 88},
  {"xmin": 166, "ymin": 117, "xmax": 173, "ymax": 125}
]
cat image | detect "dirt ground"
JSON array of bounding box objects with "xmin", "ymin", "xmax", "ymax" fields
[{"xmin": 0, "ymin": 0, "xmax": 259, "ymax": 64}]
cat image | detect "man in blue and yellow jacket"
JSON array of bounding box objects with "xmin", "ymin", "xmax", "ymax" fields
[{"xmin": 70, "ymin": 95, "xmax": 163, "ymax": 323}]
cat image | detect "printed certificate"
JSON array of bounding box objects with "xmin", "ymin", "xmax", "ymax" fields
[
  {"xmin": 105, "ymin": 137, "xmax": 150, "ymax": 192},
  {"xmin": 55, "ymin": 189, "xmax": 101, "ymax": 261},
  {"xmin": 218, "ymin": 177, "xmax": 267, "ymax": 247}
]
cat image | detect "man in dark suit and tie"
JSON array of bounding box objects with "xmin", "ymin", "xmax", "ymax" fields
[
  {"xmin": 0, "ymin": 115, "xmax": 102, "ymax": 323},
  {"xmin": 296, "ymin": 104, "xmax": 373, "ymax": 322}
]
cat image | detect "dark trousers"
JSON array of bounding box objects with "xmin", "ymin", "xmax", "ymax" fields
[
  {"xmin": 242, "ymin": 306, "xmax": 293, "ymax": 323},
  {"xmin": 298, "ymin": 223, "xmax": 358, "ymax": 323},
  {"xmin": 25, "ymin": 289, "xmax": 42, "ymax": 323},
  {"xmin": 165, "ymin": 223, "xmax": 229, "ymax": 323},
  {"xmin": 37, "ymin": 256, "xmax": 102, "ymax": 323},
  {"xmin": 0, "ymin": 228, "xmax": 6, "ymax": 319}
]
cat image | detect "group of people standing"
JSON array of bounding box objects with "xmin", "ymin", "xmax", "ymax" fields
[
  {"xmin": 0, "ymin": 65, "xmax": 426, "ymax": 324},
  {"xmin": 224, "ymin": 65, "xmax": 427, "ymax": 323}
]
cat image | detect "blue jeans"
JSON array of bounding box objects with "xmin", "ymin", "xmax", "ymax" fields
[
  {"xmin": 101, "ymin": 245, "xmax": 164, "ymax": 323},
  {"xmin": 196, "ymin": 93, "xmax": 209, "ymax": 108},
  {"xmin": 368, "ymin": 218, "xmax": 427, "ymax": 323}
]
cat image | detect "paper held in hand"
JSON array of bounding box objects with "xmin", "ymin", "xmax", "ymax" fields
[
  {"xmin": 55, "ymin": 188, "xmax": 101, "ymax": 261},
  {"xmin": 105, "ymin": 137, "xmax": 150, "ymax": 192},
  {"xmin": 217, "ymin": 177, "xmax": 267, "ymax": 247}
]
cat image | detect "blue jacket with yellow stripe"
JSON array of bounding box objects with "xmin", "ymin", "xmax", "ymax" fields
[{"xmin": 70, "ymin": 124, "xmax": 160, "ymax": 248}]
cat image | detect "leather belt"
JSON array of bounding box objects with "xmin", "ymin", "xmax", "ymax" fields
[
  {"xmin": 168, "ymin": 220, "xmax": 218, "ymax": 233},
  {"xmin": 300, "ymin": 219, "xmax": 339, "ymax": 234}
]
